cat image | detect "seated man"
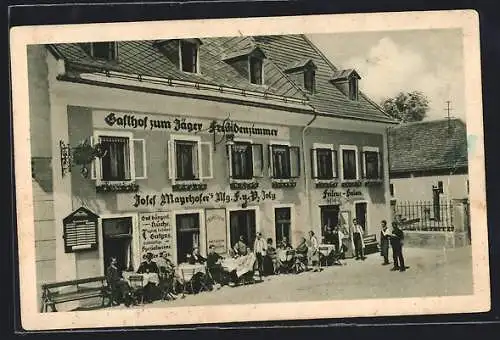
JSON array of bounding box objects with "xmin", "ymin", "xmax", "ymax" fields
[
  {"xmin": 206, "ymin": 245, "xmax": 228, "ymax": 286},
  {"xmin": 137, "ymin": 252, "xmax": 160, "ymax": 303},
  {"xmin": 295, "ymin": 237, "xmax": 309, "ymax": 263},
  {"xmin": 105, "ymin": 257, "xmax": 132, "ymax": 307},
  {"xmin": 233, "ymin": 235, "xmax": 248, "ymax": 257}
]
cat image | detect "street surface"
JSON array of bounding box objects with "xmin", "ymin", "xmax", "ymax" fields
[{"xmin": 111, "ymin": 246, "xmax": 473, "ymax": 309}]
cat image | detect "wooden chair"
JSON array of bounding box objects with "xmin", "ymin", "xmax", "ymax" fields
[{"xmin": 127, "ymin": 275, "xmax": 145, "ymax": 305}]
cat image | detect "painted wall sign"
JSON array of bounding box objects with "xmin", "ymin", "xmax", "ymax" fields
[
  {"xmin": 92, "ymin": 110, "xmax": 290, "ymax": 139},
  {"xmin": 322, "ymin": 189, "xmax": 364, "ymax": 200},
  {"xmin": 130, "ymin": 190, "xmax": 278, "ymax": 209},
  {"xmin": 205, "ymin": 208, "xmax": 227, "ymax": 254},
  {"xmin": 62, "ymin": 207, "xmax": 99, "ymax": 253},
  {"xmin": 138, "ymin": 211, "xmax": 174, "ymax": 262}
]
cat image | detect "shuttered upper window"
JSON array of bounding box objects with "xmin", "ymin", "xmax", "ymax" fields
[
  {"xmin": 168, "ymin": 135, "xmax": 213, "ymax": 182},
  {"xmin": 228, "ymin": 141, "xmax": 263, "ymax": 180}
]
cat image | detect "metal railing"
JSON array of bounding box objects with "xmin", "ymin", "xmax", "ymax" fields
[{"xmin": 394, "ymin": 200, "xmax": 454, "ymax": 232}]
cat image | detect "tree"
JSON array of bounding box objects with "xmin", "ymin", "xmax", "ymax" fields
[{"xmin": 380, "ymin": 91, "xmax": 430, "ymax": 123}]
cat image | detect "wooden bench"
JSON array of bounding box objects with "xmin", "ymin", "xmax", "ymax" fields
[
  {"xmin": 40, "ymin": 276, "xmax": 110, "ymax": 312},
  {"xmin": 363, "ymin": 234, "xmax": 379, "ymax": 255}
]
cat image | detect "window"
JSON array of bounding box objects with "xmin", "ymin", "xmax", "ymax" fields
[
  {"xmin": 249, "ymin": 56, "xmax": 263, "ymax": 85},
  {"xmin": 362, "ymin": 147, "xmax": 381, "ymax": 179},
  {"xmin": 92, "ymin": 132, "xmax": 146, "ymax": 182},
  {"xmin": 349, "ymin": 77, "xmax": 359, "ymax": 101},
  {"xmin": 311, "ymin": 144, "xmax": 337, "ymax": 180},
  {"xmin": 176, "ymin": 213, "xmax": 200, "ymax": 264},
  {"xmin": 180, "ymin": 40, "xmax": 199, "ymax": 73},
  {"xmin": 340, "ymin": 145, "xmax": 359, "ymax": 180},
  {"xmin": 90, "ymin": 42, "xmax": 117, "ymax": 61},
  {"xmin": 275, "ymin": 207, "xmax": 291, "ymax": 244},
  {"xmin": 168, "ymin": 136, "xmax": 212, "ymax": 182},
  {"xmin": 270, "ymin": 144, "xmax": 300, "ymax": 179},
  {"xmin": 228, "ymin": 142, "xmax": 263, "ymax": 180},
  {"xmin": 389, "ymin": 183, "xmax": 394, "ymax": 197},
  {"xmin": 304, "ymin": 69, "xmax": 316, "ymax": 93}
]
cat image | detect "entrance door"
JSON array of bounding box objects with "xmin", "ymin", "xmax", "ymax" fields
[
  {"xmin": 320, "ymin": 205, "xmax": 340, "ymax": 236},
  {"xmin": 176, "ymin": 213, "xmax": 200, "ymax": 264},
  {"xmin": 229, "ymin": 210, "xmax": 256, "ymax": 250},
  {"xmin": 102, "ymin": 217, "xmax": 133, "ymax": 274},
  {"xmin": 354, "ymin": 202, "xmax": 367, "ymax": 233},
  {"xmin": 274, "ymin": 207, "xmax": 291, "ymax": 244}
]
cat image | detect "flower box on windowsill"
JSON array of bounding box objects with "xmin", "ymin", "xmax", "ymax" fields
[
  {"xmin": 364, "ymin": 179, "xmax": 383, "ymax": 187},
  {"xmin": 272, "ymin": 180, "xmax": 297, "ymax": 189},
  {"xmin": 96, "ymin": 182, "xmax": 139, "ymax": 193},
  {"xmin": 172, "ymin": 183, "xmax": 208, "ymax": 192},
  {"xmin": 341, "ymin": 180, "xmax": 363, "ymax": 188},
  {"xmin": 230, "ymin": 181, "xmax": 259, "ymax": 190},
  {"xmin": 315, "ymin": 181, "xmax": 339, "ymax": 189}
]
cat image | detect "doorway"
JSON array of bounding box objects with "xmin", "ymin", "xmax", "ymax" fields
[
  {"xmin": 354, "ymin": 202, "xmax": 368, "ymax": 233},
  {"xmin": 176, "ymin": 213, "xmax": 201, "ymax": 264},
  {"xmin": 102, "ymin": 217, "xmax": 133, "ymax": 274},
  {"xmin": 229, "ymin": 209, "xmax": 256, "ymax": 250},
  {"xmin": 320, "ymin": 205, "xmax": 340, "ymax": 237},
  {"xmin": 274, "ymin": 207, "xmax": 291, "ymax": 245}
]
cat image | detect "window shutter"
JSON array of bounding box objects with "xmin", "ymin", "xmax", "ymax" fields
[
  {"xmin": 377, "ymin": 151, "xmax": 382, "ymax": 179},
  {"xmin": 331, "ymin": 150, "xmax": 338, "ymax": 178},
  {"xmin": 252, "ymin": 144, "xmax": 263, "ymax": 177},
  {"xmin": 192, "ymin": 143, "xmax": 200, "ymax": 179},
  {"xmin": 290, "ymin": 146, "xmax": 300, "ymax": 178},
  {"xmin": 132, "ymin": 139, "xmax": 147, "ymax": 179},
  {"xmin": 200, "ymin": 142, "xmax": 213, "ymax": 179},
  {"xmin": 361, "ymin": 151, "xmax": 366, "ymax": 179},
  {"xmin": 167, "ymin": 140, "xmax": 174, "ymax": 180},
  {"xmin": 311, "ymin": 148, "xmax": 318, "ymax": 179},
  {"xmin": 268, "ymin": 145, "xmax": 275, "ymax": 178},
  {"xmin": 90, "ymin": 136, "xmax": 97, "ymax": 180}
]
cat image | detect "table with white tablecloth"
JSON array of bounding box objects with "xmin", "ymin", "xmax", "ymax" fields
[
  {"xmin": 122, "ymin": 272, "xmax": 160, "ymax": 287},
  {"xmin": 318, "ymin": 244, "xmax": 336, "ymax": 257},
  {"xmin": 221, "ymin": 253, "xmax": 256, "ymax": 278},
  {"xmin": 176, "ymin": 263, "xmax": 207, "ymax": 283}
]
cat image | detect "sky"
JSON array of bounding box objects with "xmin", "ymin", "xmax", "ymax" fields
[{"xmin": 308, "ymin": 29, "xmax": 465, "ymax": 121}]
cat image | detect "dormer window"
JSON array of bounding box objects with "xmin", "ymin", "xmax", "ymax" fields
[
  {"xmin": 180, "ymin": 40, "xmax": 199, "ymax": 73},
  {"xmin": 82, "ymin": 42, "xmax": 118, "ymax": 61},
  {"xmin": 349, "ymin": 76, "xmax": 358, "ymax": 101},
  {"xmin": 331, "ymin": 69, "xmax": 361, "ymax": 101},
  {"xmin": 223, "ymin": 46, "xmax": 266, "ymax": 86},
  {"xmin": 304, "ymin": 68, "xmax": 316, "ymax": 94},
  {"xmin": 249, "ymin": 56, "xmax": 263, "ymax": 85},
  {"xmin": 284, "ymin": 59, "xmax": 317, "ymax": 94}
]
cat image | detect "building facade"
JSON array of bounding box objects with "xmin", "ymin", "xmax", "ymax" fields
[
  {"xmin": 28, "ymin": 36, "xmax": 396, "ymax": 291},
  {"xmin": 388, "ymin": 118, "xmax": 469, "ymax": 203}
]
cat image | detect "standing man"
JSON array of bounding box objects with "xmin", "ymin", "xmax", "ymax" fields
[
  {"xmin": 253, "ymin": 232, "xmax": 267, "ymax": 276},
  {"xmin": 390, "ymin": 221, "xmax": 407, "ymax": 272},
  {"xmin": 308, "ymin": 231, "xmax": 320, "ymax": 272},
  {"xmin": 380, "ymin": 220, "xmax": 391, "ymax": 265},
  {"xmin": 352, "ymin": 218, "xmax": 366, "ymax": 260}
]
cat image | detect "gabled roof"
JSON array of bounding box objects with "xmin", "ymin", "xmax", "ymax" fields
[
  {"xmin": 387, "ymin": 118, "xmax": 468, "ymax": 174},
  {"xmin": 284, "ymin": 58, "xmax": 316, "ymax": 73},
  {"xmin": 331, "ymin": 69, "xmax": 361, "ymax": 81},
  {"xmin": 222, "ymin": 45, "xmax": 266, "ymax": 61},
  {"xmin": 49, "ymin": 38, "xmax": 307, "ymax": 101},
  {"xmin": 47, "ymin": 35, "xmax": 397, "ymax": 123},
  {"xmin": 253, "ymin": 35, "xmax": 395, "ymax": 123}
]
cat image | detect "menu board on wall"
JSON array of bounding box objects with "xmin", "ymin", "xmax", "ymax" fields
[
  {"xmin": 138, "ymin": 211, "xmax": 174, "ymax": 262},
  {"xmin": 63, "ymin": 207, "xmax": 99, "ymax": 253},
  {"xmin": 205, "ymin": 208, "xmax": 227, "ymax": 254}
]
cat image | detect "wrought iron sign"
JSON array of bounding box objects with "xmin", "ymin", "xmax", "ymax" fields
[{"xmin": 59, "ymin": 139, "xmax": 107, "ymax": 178}]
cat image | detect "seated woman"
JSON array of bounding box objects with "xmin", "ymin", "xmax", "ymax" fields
[
  {"xmin": 137, "ymin": 252, "xmax": 160, "ymax": 303},
  {"xmin": 156, "ymin": 252, "xmax": 177, "ymax": 300},
  {"xmin": 263, "ymin": 238, "xmax": 277, "ymax": 276},
  {"xmin": 105, "ymin": 257, "xmax": 132, "ymax": 307},
  {"xmin": 295, "ymin": 237, "xmax": 309, "ymax": 263},
  {"xmin": 277, "ymin": 237, "xmax": 292, "ymax": 250}
]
